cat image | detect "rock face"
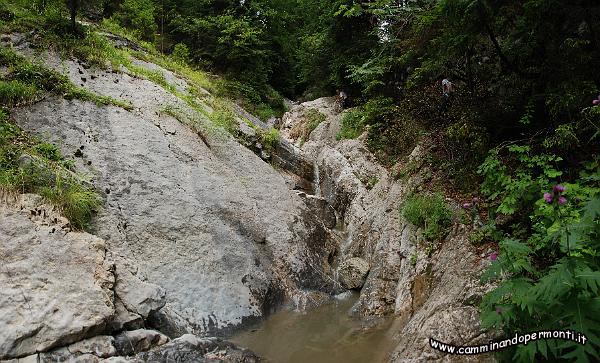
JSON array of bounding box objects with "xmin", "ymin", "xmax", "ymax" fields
[
  {"xmin": 110, "ymin": 334, "xmax": 259, "ymax": 363},
  {"xmin": 113, "ymin": 329, "xmax": 169, "ymax": 356},
  {"xmin": 0, "ymin": 195, "xmax": 192, "ymax": 361},
  {"xmin": 8, "ymin": 40, "xmax": 337, "ymax": 341},
  {"xmin": 280, "ymin": 97, "xmax": 495, "ymax": 362},
  {"xmin": 0, "ymin": 195, "xmax": 115, "ymax": 359},
  {"xmin": 337, "ymin": 257, "xmax": 370, "ymax": 289}
]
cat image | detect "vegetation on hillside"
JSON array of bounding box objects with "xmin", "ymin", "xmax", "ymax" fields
[{"xmin": 0, "ymin": 109, "xmax": 101, "ymax": 229}]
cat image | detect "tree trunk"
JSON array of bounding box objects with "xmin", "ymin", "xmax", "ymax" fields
[
  {"xmin": 485, "ymin": 23, "xmax": 520, "ymax": 75},
  {"xmin": 67, "ymin": 0, "xmax": 78, "ymax": 33}
]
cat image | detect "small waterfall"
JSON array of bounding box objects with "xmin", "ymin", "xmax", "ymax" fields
[
  {"xmin": 313, "ymin": 161, "xmax": 321, "ymax": 197},
  {"xmin": 292, "ymin": 291, "xmax": 309, "ymax": 313}
]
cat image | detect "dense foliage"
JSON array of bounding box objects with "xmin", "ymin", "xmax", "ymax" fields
[
  {"xmin": 1, "ymin": 0, "xmax": 599, "ymax": 361},
  {"xmin": 479, "ymin": 148, "xmax": 600, "ymax": 362}
]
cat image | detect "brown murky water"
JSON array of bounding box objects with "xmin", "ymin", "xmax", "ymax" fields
[{"xmin": 230, "ymin": 292, "xmax": 398, "ymax": 363}]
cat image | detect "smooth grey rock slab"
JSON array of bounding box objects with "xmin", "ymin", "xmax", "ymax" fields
[{"xmin": 0, "ymin": 196, "xmax": 115, "ymax": 359}]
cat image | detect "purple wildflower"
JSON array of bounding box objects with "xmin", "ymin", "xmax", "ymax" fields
[
  {"xmin": 553, "ymin": 184, "xmax": 566, "ymax": 194},
  {"xmin": 490, "ymin": 252, "xmax": 498, "ymax": 261},
  {"xmin": 463, "ymin": 202, "xmax": 472, "ymax": 209},
  {"xmin": 594, "ymin": 99, "xmax": 600, "ymax": 105},
  {"xmin": 544, "ymin": 192, "xmax": 553, "ymax": 203},
  {"xmin": 558, "ymin": 196, "xmax": 567, "ymax": 205}
]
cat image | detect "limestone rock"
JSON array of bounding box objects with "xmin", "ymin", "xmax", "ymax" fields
[
  {"xmin": 338, "ymin": 258, "xmax": 370, "ymax": 289},
  {"xmin": 0, "ymin": 196, "xmax": 115, "ymax": 360},
  {"xmin": 131, "ymin": 335, "xmax": 258, "ymax": 363},
  {"xmin": 68, "ymin": 336, "xmax": 117, "ymax": 358},
  {"xmin": 12, "ymin": 45, "xmax": 337, "ymax": 337},
  {"xmin": 110, "ymin": 299, "xmax": 144, "ymax": 332},
  {"xmin": 113, "ymin": 258, "xmax": 166, "ymax": 319},
  {"xmin": 113, "ymin": 329, "xmax": 169, "ymax": 356},
  {"xmin": 280, "ymin": 97, "xmax": 494, "ymax": 362},
  {"xmin": 296, "ymin": 192, "xmax": 337, "ymax": 228},
  {"xmin": 39, "ymin": 347, "xmax": 100, "ymax": 363}
]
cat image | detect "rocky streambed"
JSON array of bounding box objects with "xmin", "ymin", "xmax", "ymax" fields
[{"xmin": 1, "ymin": 33, "xmax": 494, "ymax": 363}]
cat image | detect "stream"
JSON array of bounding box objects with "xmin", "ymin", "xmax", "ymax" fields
[{"xmin": 230, "ymin": 292, "xmax": 398, "ymax": 362}]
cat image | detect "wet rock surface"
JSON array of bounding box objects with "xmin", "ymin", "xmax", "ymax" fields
[
  {"xmin": 337, "ymin": 257, "xmax": 370, "ymax": 289},
  {"xmin": 107, "ymin": 335, "xmax": 259, "ymax": 363}
]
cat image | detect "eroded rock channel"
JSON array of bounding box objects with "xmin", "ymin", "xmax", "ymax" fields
[{"xmin": 1, "ymin": 34, "xmax": 494, "ymax": 363}]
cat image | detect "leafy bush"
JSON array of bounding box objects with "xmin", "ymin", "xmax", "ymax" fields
[
  {"xmin": 478, "ymin": 145, "xmax": 563, "ymax": 216},
  {"xmin": 337, "ymin": 109, "xmax": 365, "ymax": 140},
  {"xmin": 337, "ymin": 97, "xmax": 396, "ymax": 141},
  {"xmin": 402, "ymin": 192, "xmax": 453, "ymax": 241},
  {"xmin": 112, "ymin": 0, "xmax": 157, "ymax": 42},
  {"xmin": 479, "ymin": 153, "xmax": 600, "ymax": 362},
  {"xmin": 260, "ymin": 127, "xmax": 280, "ymax": 154},
  {"xmin": 171, "ymin": 43, "xmax": 190, "ymax": 64}
]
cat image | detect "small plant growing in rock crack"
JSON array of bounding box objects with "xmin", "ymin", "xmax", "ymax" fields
[
  {"xmin": 290, "ymin": 108, "xmax": 326, "ymax": 145},
  {"xmin": 401, "ymin": 192, "xmax": 453, "ymax": 241},
  {"xmin": 260, "ymin": 127, "xmax": 280, "ymax": 154},
  {"xmin": 409, "ymin": 252, "xmax": 418, "ymax": 267},
  {"xmin": 361, "ymin": 175, "xmax": 379, "ymax": 190}
]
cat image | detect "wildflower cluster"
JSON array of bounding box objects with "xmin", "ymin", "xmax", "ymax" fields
[{"xmin": 543, "ymin": 184, "xmax": 567, "ymax": 205}]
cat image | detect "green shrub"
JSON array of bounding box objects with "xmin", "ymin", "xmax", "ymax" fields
[
  {"xmin": 337, "ymin": 109, "xmax": 365, "ymax": 140},
  {"xmin": 171, "ymin": 43, "xmax": 190, "ymax": 64},
  {"xmin": 260, "ymin": 127, "xmax": 280, "ymax": 153},
  {"xmin": 112, "ymin": 0, "xmax": 157, "ymax": 42},
  {"xmin": 402, "ymin": 192, "xmax": 453, "ymax": 241},
  {"xmin": 338, "ymin": 97, "xmax": 396, "ymax": 141}
]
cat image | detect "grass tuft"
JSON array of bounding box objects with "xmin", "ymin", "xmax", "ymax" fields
[
  {"xmin": 402, "ymin": 192, "xmax": 453, "ymax": 241},
  {"xmin": 0, "ymin": 110, "xmax": 101, "ymax": 230}
]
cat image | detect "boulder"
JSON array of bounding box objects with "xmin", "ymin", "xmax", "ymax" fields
[
  {"xmin": 132, "ymin": 335, "xmax": 258, "ymax": 363},
  {"xmin": 113, "ymin": 329, "xmax": 169, "ymax": 356},
  {"xmin": 0, "ymin": 196, "xmax": 115, "ymax": 360},
  {"xmin": 68, "ymin": 336, "xmax": 117, "ymax": 358},
  {"xmin": 338, "ymin": 258, "xmax": 370, "ymax": 289},
  {"xmin": 110, "ymin": 298, "xmax": 144, "ymax": 332}
]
